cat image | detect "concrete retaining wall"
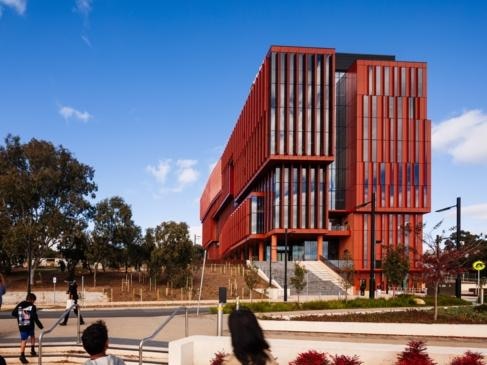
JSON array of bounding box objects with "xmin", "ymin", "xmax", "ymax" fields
[{"xmin": 169, "ymin": 335, "xmax": 487, "ymax": 365}]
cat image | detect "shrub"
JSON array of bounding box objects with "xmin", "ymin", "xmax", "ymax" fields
[
  {"xmin": 330, "ymin": 354, "xmax": 363, "ymax": 365},
  {"xmin": 289, "ymin": 350, "xmax": 330, "ymax": 365},
  {"xmin": 473, "ymin": 304, "xmax": 487, "ymax": 313},
  {"xmin": 395, "ymin": 340, "xmax": 436, "ymax": 365},
  {"xmin": 450, "ymin": 351, "xmax": 485, "ymax": 365},
  {"xmin": 209, "ymin": 351, "xmax": 227, "ymax": 365}
]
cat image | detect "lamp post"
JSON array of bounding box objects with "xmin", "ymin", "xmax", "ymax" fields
[
  {"xmin": 356, "ymin": 191, "xmax": 376, "ymax": 299},
  {"xmin": 284, "ymin": 228, "xmax": 288, "ymax": 302},
  {"xmin": 435, "ymin": 197, "xmax": 462, "ymax": 298},
  {"xmin": 27, "ymin": 240, "xmax": 32, "ymax": 294}
]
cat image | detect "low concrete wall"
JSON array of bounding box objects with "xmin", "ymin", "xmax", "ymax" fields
[
  {"xmin": 260, "ymin": 319, "xmax": 487, "ymax": 338},
  {"xmin": 169, "ymin": 335, "xmax": 487, "ymax": 365}
]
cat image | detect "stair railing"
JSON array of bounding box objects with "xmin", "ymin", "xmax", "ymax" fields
[
  {"xmin": 38, "ymin": 303, "xmax": 80, "ymax": 365},
  {"xmin": 138, "ymin": 306, "xmax": 189, "ymax": 365}
]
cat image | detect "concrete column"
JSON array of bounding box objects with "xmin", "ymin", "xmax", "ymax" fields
[
  {"xmin": 258, "ymin": 241, "xmax": 264, "ymax": 261},
  {"xmin": 271, "ymin": 235, "xmax": 277, "ymax": 262},
  {"xmin": 317, "ymin": 235, "xmax": 323, "ymax": 260}
]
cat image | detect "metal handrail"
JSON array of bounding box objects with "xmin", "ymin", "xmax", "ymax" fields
[
  {"xmin": 138, "ymin": 306, "xmax": 189, "ymax": 365},
  {"xmin": 38, "ymin": 303, "xmax": 81, "ymax": 365}
]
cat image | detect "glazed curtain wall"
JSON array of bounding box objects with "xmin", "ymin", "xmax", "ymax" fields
[
  {"xmin": 269, "ymin": 51, "xmax": 334, "ymax": 158},
  {"xmin": 355, "ymin": 61, "xmax": 430, "ymax": 211}
]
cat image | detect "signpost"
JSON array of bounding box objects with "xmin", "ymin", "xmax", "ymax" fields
[
  {"xmin": 472, "ymin": 260, "xmax": 485, "ymax": 304},
  {"xmin": 52, "ymin": 276, "xmax": 57, "ymax": 304}
]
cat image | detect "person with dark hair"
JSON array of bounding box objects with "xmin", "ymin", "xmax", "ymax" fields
[
  {"xmin": 81, "ymin": 320, "xmax": 125, "ymax": 365},
  {"xmin": 11, "ymin": 293, "xmax": 44, "ymax": 364},
  {"xmin": 60, "ymin": 280, "xmax": 85, "ymax": 325},
  {"xmin": 0, "ymin": 273, "xmax": 6, "ymax": 310},
  {"xmin": 0, "ymin": 355, "xmax": 6, "ymax": 365},
  {"xmin": 224, "ymin": 308, "xmax": 278, "ymax": 365}
]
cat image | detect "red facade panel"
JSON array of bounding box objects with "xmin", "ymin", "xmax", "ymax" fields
[{"xmin": 201, "ymin": 46, "xmax": 430, "ymax": 290}]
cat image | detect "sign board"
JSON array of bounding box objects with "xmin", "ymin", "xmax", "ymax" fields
[
  {"xmin": 53, "ymin": 276, "xmax": 57, "ymax": 284},
  {"xmin": 472, "ymin": 260, "xmax": 485, "ymax": 271}
]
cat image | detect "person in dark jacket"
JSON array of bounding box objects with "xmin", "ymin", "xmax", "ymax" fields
[
  {"xmin": 60, "ymin": 280, "xmax": 85, "ymax": 325},
  {"xmin": 12, "ymin": 292, "xmax": 44, "ymax": 364}
]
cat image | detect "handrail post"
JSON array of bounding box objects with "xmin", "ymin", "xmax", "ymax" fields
[
  {"xmin": 185, "ymin": 307, "xmax": 189, "ymax": 337},
  {"xmin": 38, "ymin": 303, "xmax": 77, "ymax": 365},
  {"xmin": 77, "ymin": 305, "xmax": 81, "ymax": 344},
  {"xmin": 139, "ymin": 306, "xmax": 188, "ymax": 365}
]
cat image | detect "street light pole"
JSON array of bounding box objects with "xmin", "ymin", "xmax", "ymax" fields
[
  {"xmin": 284, "ymin": 228, "xmax": 288, "ymax": 302},
  {"xmin": 456, "ymin": 197, "xmax": 462, "ymax": 298},
  {"xmin": 27, "ymin": 240, "xmax": 32, "ymax": 294},
  {"xmin": 369, "ymin": 192, "xmax": 376, "ymax": 300},
  {"xmin": 435, "ymin": 197, "xmax": 462, "ymax": 298}
]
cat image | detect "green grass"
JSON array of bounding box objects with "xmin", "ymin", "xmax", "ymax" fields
[{"xmin": 209, "ymin": 295, "xmax": 471, "ymax": 314}]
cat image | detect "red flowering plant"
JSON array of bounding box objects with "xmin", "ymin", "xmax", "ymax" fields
[
  {"xmin": 395, "ymin": 340, "xmax": 436, "ymax": 365},
  {"xmin": 289, "ymin": 350, "xmax": 331, "ymax": 365},
  {"xmin": 209, "ymin": 351, "xmax": 228, "ymax": 365},
  {"xmin": 450, "ymin": 351, "xmax": 486, "ymax": 365},
  {"xmin": 330, "ymin": 354, "xmax": 363, "ymax": 365}
]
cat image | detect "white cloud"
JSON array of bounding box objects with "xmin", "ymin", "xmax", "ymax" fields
[
  {"xmin": 0, "ymin": 0, "xmax": 26, "ymax": 15},
  {"xmin": 432, "ymin": 109, "xmax": 487, "ymax": 164},
  {"xmin": 75, "ymin": 0, "xmax": 92, "ymax": 16},
  {"xmin": 58, "ymin": 105, "xmax": 93, "ymax": 122},
  {"xmin": 146, "ymin": 160, "xmax": 171, "ymax": 185},
  {"xmin": 146, "ymin": 159, "xmax": 199, "ymax": 193},
  {"xmin": 464, "ymin": 203, "xmax": 487, "ymax": 221},
  {"xmin": 81, "ymin": 35, "xmax": 92, "ymax": 47},
  {"xmin": 177, "ymin": 159, "xmax": 199, "ymax": 185}
]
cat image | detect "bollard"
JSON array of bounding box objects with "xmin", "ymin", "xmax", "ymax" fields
[
  {"xmin": 236, "ymin": 296, "xmax": 240, "ymax": 311},
  {"xmin": 217, "ymin": 303, "xmax": 223, "ymax": 336}
]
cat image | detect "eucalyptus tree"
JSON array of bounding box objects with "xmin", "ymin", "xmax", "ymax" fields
[
  {"xmin": 88, "ymin": 196, "xmax": 140, "ymax": 284},
  {"xmin": 0, "ymin": 135, "xmax": 96, "ymax": 289},
  {"xmin": 150, "ymin": 221, "xmax": 193, "ymax": 288}
]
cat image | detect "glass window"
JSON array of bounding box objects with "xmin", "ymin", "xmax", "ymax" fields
[
  {"xmin": 389, "ymin": 96, "xmax": 394, "ymax": 118},
  {"xmin": 292, "ymin": 167, "xmax": 298, "ymax": 228},
  {"xmin": 297, "ymin": 108, "xmax": 303, "ymax": 155},
  {"xmin": 376, "ymin": 65, "xmax": 381, "ymax": 95},
  {"xmin": 300, "ymin": 167, "xmax": 307, "ymax": 228},
  {"xmin": 310, "ymin": 168, "xmax": 315, "ymax": 228},
  {"xmin": 409, "ymin": 98, "xmax": 414, "ymax": 120},
  {"xmin": 394, "ymin": 67, "xmax": 399, "ymax": 96},
  {"xmin": 283, "ymin": 168, "xmax": 289, "ymax": 228},
  {"xmin": 418, "ymin": 68, "xmax": 423, "ymax": 97},
  {"xmin": 384, "ymin": 67, "xmax": 390, "ymax": 96},
  {"xmin": 372, "ymin": 96, "xmax": 377, "ymax": 118},
  {"xmin": 401, "ymin": 67, "xmax": 406, "ymax": 96},
  {"xmin": 368, "ymin": 66, "xmax": 373, "ymax": 95},
  {"xmin": 288, "ymin": 108, "xmax": 294, "ymax": 154},
  {"xmin": 363, "ymin": 95, "xmax": 369, "ymax": 118},
  {"xmin": 410, "ymin": 68, "xmax": 416, "ymax": 97},
  {"xmin": 279, "ymin": 107, "xmax": 285, "ymax": 154},
  {"xmin": 274, "ymin": 168, "xmax": 281, "ymax": 228}
]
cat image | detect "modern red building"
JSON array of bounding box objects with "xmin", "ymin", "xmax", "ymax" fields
[{"xmin": 200, "ymin": 46, "xmax": 431, "ymax": 290}]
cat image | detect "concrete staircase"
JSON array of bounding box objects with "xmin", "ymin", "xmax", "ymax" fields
[
  {"xmin": 252, "ymin": 260, "xmax": 347, "ymax": 297},
  {"xmin": 0, "ymin": 342, "xmax": 168, "ymax": 365}
]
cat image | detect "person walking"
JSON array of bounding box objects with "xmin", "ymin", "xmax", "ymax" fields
[
  {"xmin": 0, "ymin": 273, "xmax": 6, "ymax": 310},
  {"xmin": 223, "ymin": 308, "xmax": 278, "ymax": 365},
  {"xmin": 12, "ymin": 292, "xmax": 44, "ymax": 364},
  {"xmin": 82, "ymin": 320, "xmax": 126, "ymax": 365},
  {"xmin": 60, "ymin": 280, "xmax": 84, "ymax": 325}
]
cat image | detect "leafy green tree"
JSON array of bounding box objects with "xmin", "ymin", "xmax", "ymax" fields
[
  {"xmin": 150, "ymin": 221, "xmax": 193, "ymax": 288},
  {"xmin": 290, "ymin": 262, "xmax": 307, "ymax": 303},
  {"xmin": 58, "ymin": 227, "xmax": 89, "ymax": 280},
  {"xmin": 88, "ymin": 196, "xmax": 140, "ymax": 285},
  {"xmin": 0, "ymin": 135, "xmax": 96, "ymax": 288},
  {"xmin": 244, "ymin": 263, "xmax": 259, "ymax": 301},
  {"xmin": 382, "ymin": 244, "xmax": 410, "ymax": 295}
]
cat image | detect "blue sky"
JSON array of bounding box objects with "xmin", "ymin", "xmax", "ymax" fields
[{"xmin": 1, "ymin": 0, "xmax": 487, "ymax": 240}]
